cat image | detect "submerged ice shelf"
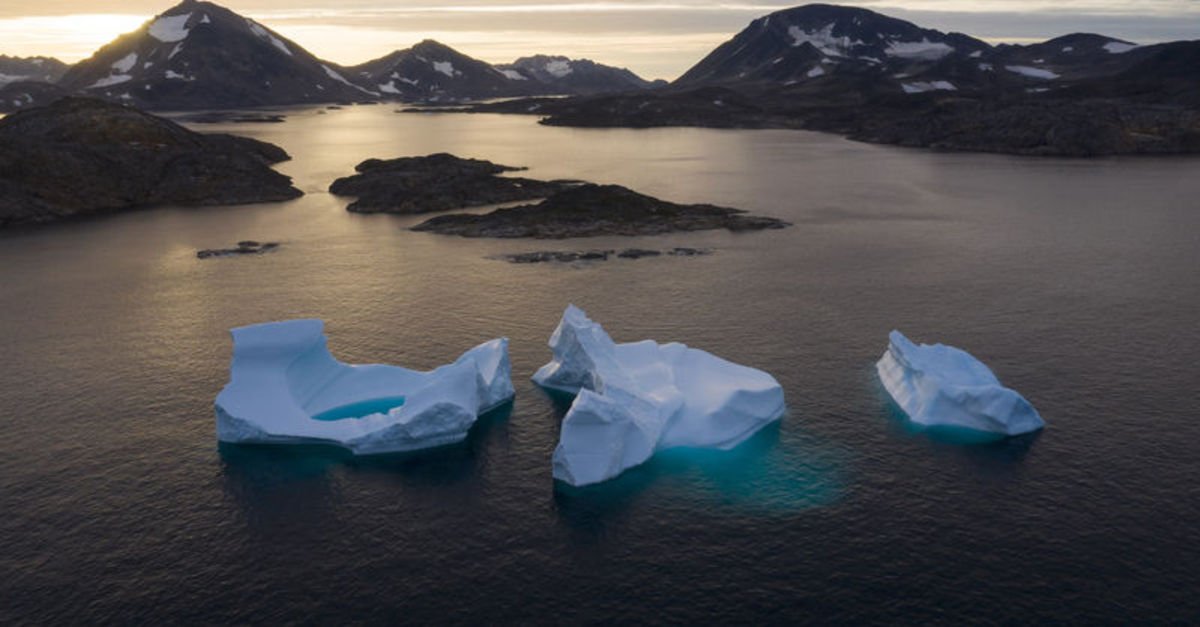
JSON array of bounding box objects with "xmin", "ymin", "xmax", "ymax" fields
[
  {"xmin": 877, "ymin": 330, "xmax": 1044, "ymax": 436},
  {"xmin": 215, "ymin": 319, "xmax": 514, "ymax": 454},
  {"xmin": 534, "ymin": 305, "xmax": 786, "ymax": 487}
]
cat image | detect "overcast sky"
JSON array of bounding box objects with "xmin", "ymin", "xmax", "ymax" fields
[{"xmin": 1, "ymin": 1, "xmax": 1197, "ymax": 79}]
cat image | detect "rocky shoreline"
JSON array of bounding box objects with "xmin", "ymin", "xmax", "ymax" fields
[
  {"xmin": 0, "ymin": 98, "xmax": 302, "ymax": 229},
  {"xmin": 467, "ymin": 89, "xmax": 1200, "ymax": 157},
  {"xmin": 329, "ymin": 153, "xmax": 574, "ymax": 214},
  {"xmin": 412, "ymin": 183, "xmax": 790, "ymax": 239}
]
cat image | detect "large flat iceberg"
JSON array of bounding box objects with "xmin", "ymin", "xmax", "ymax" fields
[
  {"xmin": 216, "ymin": 319, "xmax": 514, "ymax": 454},
  {"xmin": 534, "ymin": 305, "xmax": 786, "ymax": 487},
  {"xmin": 876, "ymin": 330, "xmax": 1044, "ymax": 436}
]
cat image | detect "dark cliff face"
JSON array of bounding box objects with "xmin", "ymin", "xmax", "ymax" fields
[
  {"xmin": 0, "ymin": 97, "xmax": 302, "ymax": 228},
  {"xmin": 56, "ymin": 0, "xmax": 373, "ymax": 110}
]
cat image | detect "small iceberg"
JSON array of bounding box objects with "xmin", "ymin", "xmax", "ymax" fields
[
  {"xmin": 215, "ymin": 319, "xmax": 514, "ymax": 454},
  {"xmin": 876, "ymin": 330, "xmax": 1044, "ymax": 436},
  {"xmin": 534, "ymin": 305, "xmax": 786, "ymax": 487}
]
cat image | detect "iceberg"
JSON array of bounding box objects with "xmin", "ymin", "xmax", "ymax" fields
[
  {"xmin": 534, "ymin": 305, "xmax": 786, "ymax": 487},
  {"xmin": 215, "ymin": 319, "xmax": 514, "ymax": 454},
  {"xmin": 876, "ymin": 330, "xmax": 1044, "ymax": 436}
]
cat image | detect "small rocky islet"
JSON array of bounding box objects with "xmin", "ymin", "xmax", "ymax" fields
[
  {"xmin": 329, "ymin": 153, "xmax": 790, "ymax": 238},
  {"xmin": 502, "ymin": 247, "xmax": 712, "ymax": 264},
  {"xmin": 412, "ymin": 183, "xmax": 790, "ymax": 238},
  {"xmin": 196, "ymin": 241, "xmax": 281, "ymax": 259},
  {"xmin": 328, "ymin": 153, "xmax": 573, "ymax": 214},
  {"xmin": 0, "ymin": 97, "xmax": 302, "ymax": 228}
]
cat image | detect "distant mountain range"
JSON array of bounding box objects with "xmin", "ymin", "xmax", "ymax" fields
[
  {"xmin": 473, "ymin": 3, "xmax": 1200, "ymax": 156},
  {"xmin": 0, "ymin": 0, "xmax": 659, "ymax": 113},
  {"xmin": 0, "ymin": 56, "xmax": 69, "ymax": 86}
]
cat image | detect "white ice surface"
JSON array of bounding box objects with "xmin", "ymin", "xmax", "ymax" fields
[
  {"xmin": 501, "ymin": 69, "xmax": 527, "ymax": 80},
  {"xmin": 807, "ymin": 66, "xmax": 826, "ymax": 78},
  {"xmin": 876, "ymin": 330, "xmax": 1044, "ymax": 436},
  {"xmin": 534, "ymin": 306, "xmax": 785, "ymax": 487},
  {"xmin": 433, "ymin": 61, "xmax": 458, "ymax": 77},
  {"xmin": 148, "ymin": 13, "xmax": 192, "ymax": 43},
  {"xmin": 215, "ymin": 320, "xmax": 514, "ymax": 455}
]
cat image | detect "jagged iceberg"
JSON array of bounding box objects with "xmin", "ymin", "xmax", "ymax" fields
[
  {"xmin": 215, "ymin": 319, "xmax": 514, "ymax": 454},
  {"xmin": 534, "ymin": 305, "xmax": 786, "ymax": 487},
  {"xmin": 876, "ymin": 330, "xmax": 1044, "ymax": 436}
]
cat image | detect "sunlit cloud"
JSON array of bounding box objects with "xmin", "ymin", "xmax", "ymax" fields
[{"xmin": 0, "ymin": 14, "xmax": 146, "ymax": 61}]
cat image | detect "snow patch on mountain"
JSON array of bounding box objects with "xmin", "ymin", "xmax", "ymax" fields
[
  {"xmin": 432, "ymin": 61, "xmax": 459, "ymax": 77},
  {"xmin": 90, "ymin": 74, "xmax": 133, "ymax": 89},
  {"xmin": 323, "ymin": 64, "xmax": 378, "ymax": 95},
  {"xmin": 501, "ymin": 69, "xmax": 527, "ymax": 80},
  {"xmin": 1104, "ymin": 41, "xmax": 1138, "ymax": 54},
  {"xmin": 788, "ymin": 23, "xmax": 862, "ymax": 57},
  {"xmin": 1006, "ymin": 65, "xmax": 1059, "ymax": 79},
  {"xmin": 112, "ymin": 53, "xmax": 138, "ymax": 73},
  {"xmin": 807, "ymin": 66, "xmax": 826, "ymax": 78},
  {"xmin": 246, "ymin": 19, "xmax": 292, "ymax": 56},
  {"xmin": 544, "ymin": 59, "xmax": 573, "ymax": 78},
  {"xmin": 885, "ymin": 38, "xmax": 954, "ymax": 60},
  {"xmin": 902, "ymin": 80, "xmax": 956, "ymax": 93},
  {"xmin": 148, "ymin": 13, "xmax": 192, "ymax": 43}
]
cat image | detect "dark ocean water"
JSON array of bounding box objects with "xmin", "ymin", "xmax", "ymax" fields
[{"xmin": 2, "ymin": 107, "xmax": 1198, "ymax": 624}]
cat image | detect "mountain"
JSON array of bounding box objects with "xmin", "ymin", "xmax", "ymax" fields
[
  {"xmin": 346, "ymin": 40, "xmax": 524, "ymax": 102},
  {"xmin": 56, "ymin": 0, "xmax": 375, "ymax": 109},
  {"xmin": 670, "ymin": 4, "xmax": 1193, "ymax": 99},
  {"xmin": 676, "ymin": 4, "xmax": 990, "ymax": 88},
  {"xmin": 348, "ymin": 43, "xmax": 663, "ymax": 101},
  {"xmin": 469, "ymin": 4, "xmax": 1200, "ymax": 156},
  {"xmin": 0, "ymin": 97, "xmax": 300, "ymax": 228},
  {"xmin": 0, "ymin": 81, "xmax": 71, "ymax": 114},
  {"xmin": 498, "ymin": 56, "xmax": 662, "ymax": 95},
  {"xmin": 0, "ymin": 56, "xmax": 70, "ymax": 86}
]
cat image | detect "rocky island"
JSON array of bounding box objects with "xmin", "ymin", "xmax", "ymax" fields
[
  {"xmin": 412, "ymin": 184, "xmax": 789, "ymax": 238},
  {"xmin": 329, "ymin": 153, "xmax": 573, "ymax": 214},
  {"xmin": 0, "ymin": 98, "xmax": 302, "ymax": 228}
]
